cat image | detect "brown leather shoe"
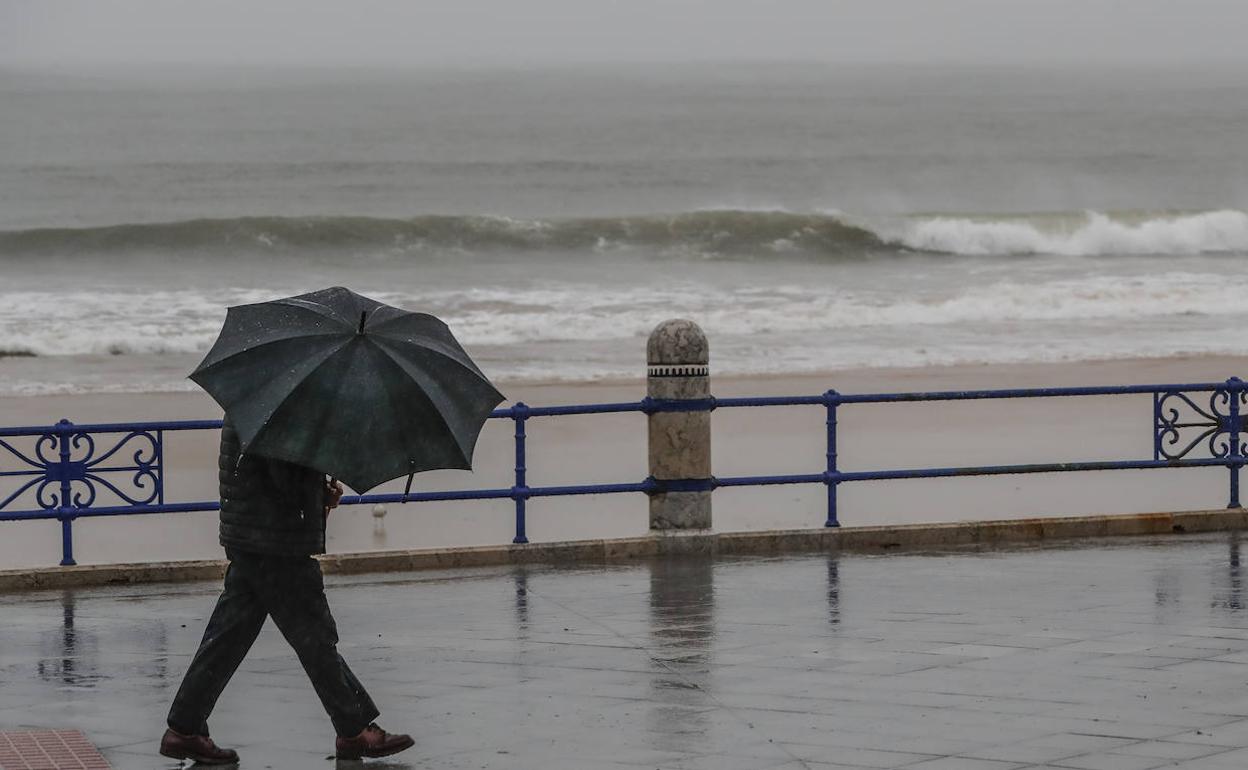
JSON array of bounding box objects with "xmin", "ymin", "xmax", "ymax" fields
[
  {"xmin": 335, "ymin": 723, "xmax": 414, "ymax": 760},
  {"xmin": 159, "ymin": 728, "xmax": 239, "ymax": 765}
]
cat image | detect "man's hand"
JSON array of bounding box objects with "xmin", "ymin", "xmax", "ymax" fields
[{"xmin": 324, "ymin": 478, "xmax": 344, "ymax": 520}]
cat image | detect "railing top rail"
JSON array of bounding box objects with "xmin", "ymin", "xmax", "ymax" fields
[
  {"xmin": 0, "ymin": 380, "xmax": 1237, "ymax": 437},
  {"xmin": 499, "ymin": 401, "xmax": 646, "ymax": 418},
  {"xmin": 2, "ymin": 379, "xmax": 1238, "ymax": 439},
  {"xmin": 833, "ymin": 381, "xmax": 1233, "ymax": 405},
  {"xmin": 713, "ymin": 395, "xmax": 827, "ymax": 408},
  {"xmin": 0, "ymin": 419, "xmax": 224, "ymax": 437}
]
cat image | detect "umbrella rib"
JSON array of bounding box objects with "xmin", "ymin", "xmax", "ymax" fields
[
  {"xmin": 350, "ymin": 312, "xmax": 494, "ymax": 382},
  {"xmin": 374, "ymin": 345, "xmax": 471, "ymax": 473},
  {"xmin": 366, "ymin": 338, "xmax": 469, "ymax": 458},
  {"xmin": 367, "ymin": 331, "xmax": 491, "ymax": 382},
  {"xmin": 274, "ymin": 297, "xmax": 359, "ymax": 327},
  {"xmin": 244, "ymin": 341, "xmax": 353, "ymax": 449},
  {"xmin": 367, "ymin": 337, "xmax": 491, "ymax": 457},
  {"xmin": 191, "ymin": 332, "xmax": 347, "ymax": 379}
]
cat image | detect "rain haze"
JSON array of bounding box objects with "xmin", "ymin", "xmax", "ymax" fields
[
  {"xmin": 10, "ymin": 6, "xmax": 1248, "ymax": 770},
  {"xmin": 3, "ymin": 0, "xmax": 1248, "ymax": 397},
  {"xmin": 8, "ymin": 5, "xmax": 1248, "ymax": 769},
  {"xmin": 3, "ymin": 0, "xmax": 1248, "ymax": 68},
  {"xmin": 3, "ymin": 0, "xmax": 1248, "ymax": 461}
]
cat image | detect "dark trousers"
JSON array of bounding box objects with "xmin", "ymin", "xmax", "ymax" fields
[{"xmin": 167, "ymin": 551, "xmax": 379, "ymax": 738}]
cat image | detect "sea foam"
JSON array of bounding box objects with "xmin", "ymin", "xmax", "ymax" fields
[
  {"xmin": 893, "ymin": 210, "xmax": 1248, "ymax": 256},
  {"xmin": 2, "ymin": 271, "xmax": 1245, "ymax": 359}
]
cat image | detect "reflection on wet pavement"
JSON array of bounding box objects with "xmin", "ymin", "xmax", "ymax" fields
[
  {"xmin": 647, "ymin": 558, "xmax": 715, "ymax": 756},
  {"xmin": 1213, "ymin": 531, "xmax": 1243, "ymax": 612},
  {"xmin": 4, "ymin": 534, "xmax": 1248, "ymax": 768},
  {"xmin": 36, "ymin": 591, "xmax": 99, "ymax": 689},
  {"xmin": 827, "ymin": 555, "xmax": 840, "ymax": 628},
  {"xmin": 33, "ymin": 590, "xmax": 170, "ymax": 691}
]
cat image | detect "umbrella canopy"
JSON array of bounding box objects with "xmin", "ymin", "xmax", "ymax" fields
[{"xmin": 190, "ymin": 286, "xmax": 504, "ymax": 493}]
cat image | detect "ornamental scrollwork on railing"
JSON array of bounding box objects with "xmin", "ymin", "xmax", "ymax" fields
[
  {"xmin": 0, "ymin": 423, "xmax": 162, "ymax": 513},
  {"xmin": 1155, "ymin": 388, "xmax": 1248, "ymax": 461}
]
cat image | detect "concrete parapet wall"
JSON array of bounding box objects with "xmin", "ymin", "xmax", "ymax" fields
[
  {"xmin": 0, "ymin": 559, "xmax": 228, "ymax": 592},
  {"xmin": 3, "ymin": 508, "xmax": 1247, "ymax": 594}
]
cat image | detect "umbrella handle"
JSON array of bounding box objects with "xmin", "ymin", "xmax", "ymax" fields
[{"xmin": 323, "ymin": 477, "xmax": 342, "ymax": 521}]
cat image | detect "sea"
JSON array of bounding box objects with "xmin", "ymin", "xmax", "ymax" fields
[{"xmin": 2, "ymin": 62, "xmax": 1248, "ymax": 397}]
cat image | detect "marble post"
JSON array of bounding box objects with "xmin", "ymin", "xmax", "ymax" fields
[{"xmin": 647, "ymin": 319, "xmax": 712, "ymax": 531}]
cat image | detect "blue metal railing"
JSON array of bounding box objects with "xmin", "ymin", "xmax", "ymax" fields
[{"xmin": 2, "ymin": 379, "xmax": 1245, "ymax": 566}]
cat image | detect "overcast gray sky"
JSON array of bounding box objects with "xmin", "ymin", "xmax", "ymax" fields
[{"xmin": 3, "ymin": 0, "xmax": 1247, "ymax": 69}]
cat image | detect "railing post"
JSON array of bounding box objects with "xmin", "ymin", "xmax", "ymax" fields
[
  {"xmin": 646, "ymin": 319, "xmax": 712, "ymax": 531},
  {"xmin": 824, "ymin": 390, "xmax": 840, "ymax": 527},
  {"xmin": 1152, "ymin": 391, "xmax": 1162, "ymax": 462},
  {"xmin": 156, "ymin": 429, "xmax": 166, "ymax": 506},
  {"xmin": 56, "ymin": 419, "xmax": 77, "ymax": 566},
  {"xmin": 60, "ymin": 518, "xmax": 75, "ymax": 567},
  {"xmin": 1229, "ymin": 378, "xmax": 1243, "ymax": 509},
  {"xmin": 512, "ymin": 402, "xmax": 530, "ymax": 544}
]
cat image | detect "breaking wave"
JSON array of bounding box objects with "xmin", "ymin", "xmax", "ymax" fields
[
  {"xmin": 894, "ymin": 209, "xmax": 1248, "ymax": 256},
  {"xmin": 4, "ymin": 208, "xmax": 1244, "ymax": 260},
  {"xmin": 0, "ymin": 211, "xmax": 883, "ymax": 259}
]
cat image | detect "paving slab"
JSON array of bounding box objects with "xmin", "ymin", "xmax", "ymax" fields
[
  {"xmin": 4, "ymin": 533, "xmax": 1248, "ymax": 769},
  {"xmin": 0, "ymin": 729, "xmax": 111, "ymax": 770}
]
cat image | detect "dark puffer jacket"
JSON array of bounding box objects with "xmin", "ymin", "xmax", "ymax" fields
[{"xmin": 218, "ymin": 417, "xmax": 326, "ymax": 557}]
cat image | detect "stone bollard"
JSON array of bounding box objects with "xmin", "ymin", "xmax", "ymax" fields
[{"xmin": 647, "ymin": 319, "xmax": 712, "ymax": 531}]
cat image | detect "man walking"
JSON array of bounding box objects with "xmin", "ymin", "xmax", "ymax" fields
[{"xmin": 160, "ymin": 417, "xmax": 414, "ymax": 764}]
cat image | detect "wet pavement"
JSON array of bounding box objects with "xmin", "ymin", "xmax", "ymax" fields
[{"xmin": 6, "ymin": 535, "xmax": 1248, "ymax": 769}]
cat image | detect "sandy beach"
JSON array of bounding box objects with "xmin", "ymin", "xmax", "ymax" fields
[{"xmin": 2, "ymin": 354, "xmax": 1245, "ymax": 569}]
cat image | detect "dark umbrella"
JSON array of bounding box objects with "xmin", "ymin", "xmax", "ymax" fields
[{"xmin": 189, "ymin": 286, "xmax": 504, "ymax": 493}]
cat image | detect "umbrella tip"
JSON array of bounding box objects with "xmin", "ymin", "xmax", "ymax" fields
[{"xmin": 357, "ymin": 311, "xmax": 367, "ymax": 335}]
